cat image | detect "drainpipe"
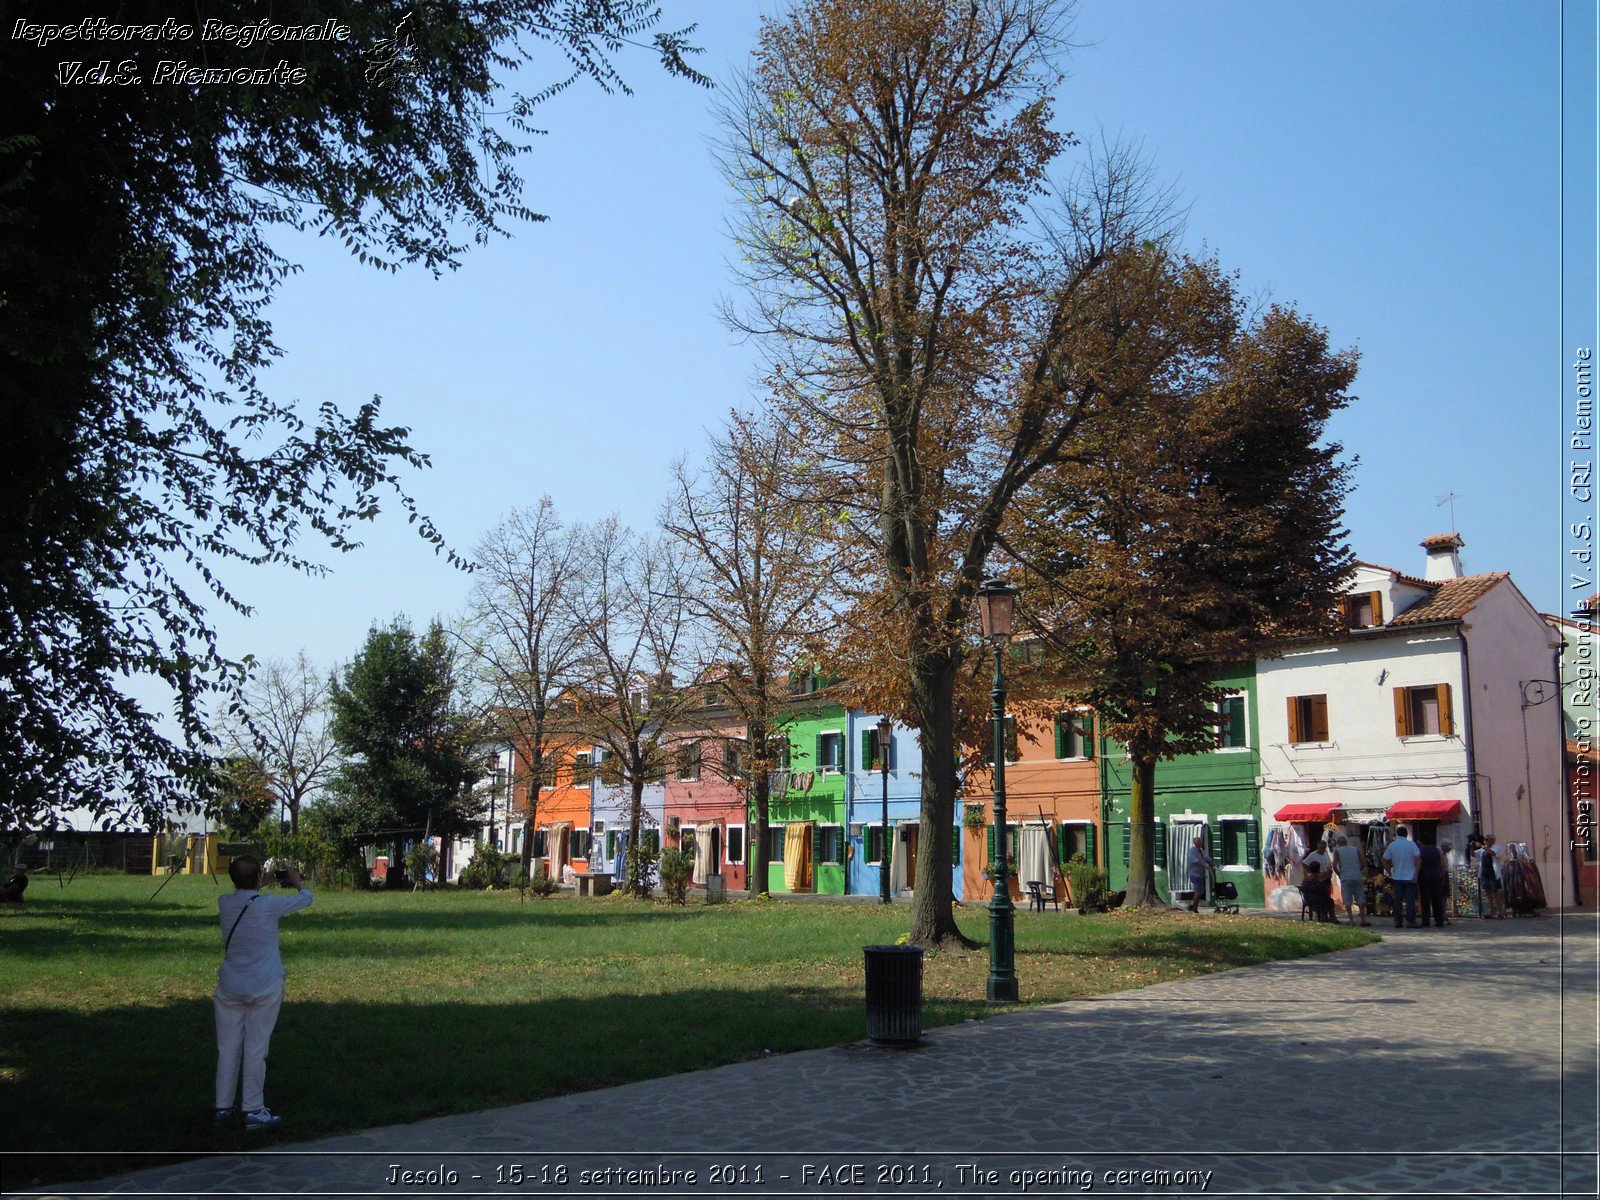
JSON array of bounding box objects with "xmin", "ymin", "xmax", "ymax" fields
[
  {"xmin": 1555, "ymin": 637, "xmax": 1583, "ymax": 905},
  {"xmin": 1459, "ymin": 630, "xmax": 1483, "ymax": 837}
]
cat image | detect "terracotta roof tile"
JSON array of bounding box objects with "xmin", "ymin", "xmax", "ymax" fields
[{"xmin": 1389, "ymin": 572, "xmax": 1507, "ymax": 626}]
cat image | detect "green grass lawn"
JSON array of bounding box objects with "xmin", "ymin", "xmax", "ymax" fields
[{"xmin": 1, "ymin": 875, "xmax": 1374, "ymax": 1185}]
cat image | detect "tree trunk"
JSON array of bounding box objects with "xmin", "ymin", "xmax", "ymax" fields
[
  {"xmin": 907, "ymin": 654, "xmax": 977, "ymax": 948},
  {"xmin": 520, "ymin": 744, "xmax": 542, "ymax": 877},
  {"xmin": 627, "ymin": 768, "xmax": 647, "ymax": 898},
  {"xmin": 749, "ymin": 726, "xmax": 770, "ymax": 898},
  {"xmin": 288, "ymin": 797, "xmax": 299, "ymax": 836},
  {"xmin": 1124, "ymin": 754, "xmax": 1162, "ymax": 908}
]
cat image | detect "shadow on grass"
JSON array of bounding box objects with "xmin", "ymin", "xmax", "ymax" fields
[{"xmin": 0, "ymin": 978, "xmax": 994, "ymax": 1187}]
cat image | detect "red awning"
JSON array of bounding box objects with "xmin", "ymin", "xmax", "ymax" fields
[
  {"xmin": 1385, "ymin": 800, "xmax": 1464, "ymax": 822},
  {"xmin": 1273, "ymin": 802, "xmax": 1343, "ymax": 822}
]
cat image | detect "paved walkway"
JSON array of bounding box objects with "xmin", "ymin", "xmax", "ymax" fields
[{"xmin": 21, "ymin": 915, "xmax": 1599, "ymax": 1200}]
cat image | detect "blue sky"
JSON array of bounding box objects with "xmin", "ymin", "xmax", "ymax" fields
[{"xmin": 205, "ymin": 0, "xmax": 1587, "ymax": 685}]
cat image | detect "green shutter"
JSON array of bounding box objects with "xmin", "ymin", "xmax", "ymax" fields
[
  {"xmin": 811, "ymin": 825, "xmax": 824, "ymax": 880},
  {"xmin": 1245, "ymin": 819, "xmax": 1261, "ymax": 869},
  {"xmin": 1229, "ymin": 699, "xmax": 1247, "ymax": 748},
  {"xmin": 1120, "ymin": 823, "xmax": 1130, "ymax": 867},
  {"xmin": 986, "ymin": 824, "xmax": 995, "ymax": 868},
  {"xmin": 1154, "ymin": 822, "xmax": 1168, "ymax": 869},
  {"xmin": 1056, "ymin": 825, "xmax": 1070, "ymax": 862},
  {"xmin": 860, "ymin": 729, "xmax": 872, "ymax": 771},
  {"xmin": 1209, "ymin": 822, "xmax": 1224, "ymax": 865},
  {"xmin": 1054, "ymin": 716, "xmax": 1068, "ymax": 759},
  {"xmin": 1086, "ymin": 824, "xmax": 1098, "ymax": 867},
  {"xmin": 1080, "ymin": 716, "xmax": 1096, "ymax": 760}
]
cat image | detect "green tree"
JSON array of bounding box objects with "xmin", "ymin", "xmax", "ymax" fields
[
  {"xmin": 214, "ymin": 755, "xmax": 278, "ymax": 840},
  {"xmin": 327, "ymin": 619, "xmax": 488, "ymax": 883},
  {"xmin": 1006, "ymin": 254, "xmax": 1358, "ymax": 907},
  {"xmin": 0, "ymin": 2, "xmax": 707, "ymax": 830}
]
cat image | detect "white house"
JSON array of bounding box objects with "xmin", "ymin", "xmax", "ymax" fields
[{"xmin": 1257, "ymin": 534, "xmax": 1568, "ymax": 889}]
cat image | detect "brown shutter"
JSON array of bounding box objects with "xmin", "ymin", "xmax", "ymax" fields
[
  {"xmin": 1437, "ymin": 684, "xmax": 1454, "ymax": 736},
  {"xmin": 1335, "ymin": 596, "xmax": 1352, "ymax": 627},
  {"xmin": 1287, "ymin": 697, "xmax": 1302, "ymax": 744},
  {"xmin": 1311, "ymin": 695, "xmax": 1330, "ymax": 742},
  {"xmin": 1394, "ymin": 688, "xmax": 1411, "ymax": 737},
  {"xmin": 1368, "ymin": 591, "xmax": 1384, "ymax": 626}
]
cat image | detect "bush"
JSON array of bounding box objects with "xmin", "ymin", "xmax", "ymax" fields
[
  {"xmin": 658, "ymin": 847, "xmax": 692, "ymax": 905},
  {"xmin": 524, "ymin": 866, "xmax": 559, "ymax": 898},
  {"xmin": 1064, "ymin": 853, "xmax": 1108, "ymax": 913},
  {"xmin": 459, "ymin": 843, "xmax": 509, "ymax": 890},
  {"xmin": 405, "ymin": 841, "xmax": 440, "ymax": 889},
  {"xmin": 624, "ymin": 841, "xmax": 659, "ymax": 898}
]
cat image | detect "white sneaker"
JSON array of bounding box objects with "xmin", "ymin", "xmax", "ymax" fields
[{"xmin": 243, "ymin": 1108, "xmax": 282, "ymax": 1131}]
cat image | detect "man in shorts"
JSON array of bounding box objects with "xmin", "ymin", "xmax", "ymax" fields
[{"xmin": 1331, "ymin": 835, "xmax": 1369, "ymax": 926}]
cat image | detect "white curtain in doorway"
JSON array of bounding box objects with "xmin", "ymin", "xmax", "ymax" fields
[
  {"xmin": 691, "ymin": 824, "xmax": 711, "ymax": 885},
  {"xmin": 1018, "ymin": 825, "xmax": 1052, "ymax": 889},
  {"xmin": 1168, "ymin": 819, "xmax": 1208, "ymax": 903},
  {"xmin": 889, "ymin": 823, "xmax": 912, "ymax": 893}
]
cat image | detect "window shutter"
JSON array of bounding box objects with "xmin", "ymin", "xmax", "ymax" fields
[
  {"xmin": 1437, "ymin": 684, "xmax": 1454, "ymax": 736},
  {"xmin": 814, "ymin": 733, "xmax": 823, "ymax": 772},
  {"xmin": 1287, "ymin": 697, "xmax": 1302, "ymax": 744},
  {"xmin": 1054, "ymin": 716, "xmax": 1068, "ymax": 759},
  {"xmin": 811, "ymin": 825, "xmax": 824, "ymax": 881},
  {"xmin": 1245, "ymin": 820, "xmax": 1262, "ymax": 869},
  {"xmin": 1368, "ymin": 590, "xmax": 1384, "ymax": 625},
  {"xmin": 861, "ymin": 730, "xmax": 874, "ymax": 771},
  {"xmin": 1154, "ymin": 822, "xmax": 1168, "ymax": 868},
  {"xmin": 1228, "ymin": 698, "xmax": 1247, "ymax": 748},
  {"xmin": 1208, "ymin": 822, "xmax": 1224, "ymax": 864},
  {"xmin": 1080, "ymin": 715, "xmax": 1096, "ymax": 760},
  {"xmin": 1120, "ymin": 824, "xmax": 1131, "ymax": 867},
  {"xmin": 1336, "ymin": 595, "xmax": 1352, "ymax": 626},
  {"xmin": 986, "ymin": 824, "xmax": 995, "ymax": 868},
  {"xmin": 1086, "ymin": 824, "xmax": 1098, "ymax": 867},
  {"xmin": 1311, "ymin": 695, "xmax": 1330, "ymax": 743},
  {"xmin": 1394, "ymin": 688, "xmax": 1412, "ymax": 737},
  {"xmin": 951, "ymin": 823, "xmax": 960, "ymax": 861}
]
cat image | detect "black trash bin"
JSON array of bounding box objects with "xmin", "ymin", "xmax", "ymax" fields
[{"xmin": 863, "ymin": 944, "xmax": 923, "ymax": 1044}]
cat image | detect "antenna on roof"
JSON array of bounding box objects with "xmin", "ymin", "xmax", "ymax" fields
[{"xmin": 1435, "ymin": 492, "xmax": 1459, "ymax": 531}]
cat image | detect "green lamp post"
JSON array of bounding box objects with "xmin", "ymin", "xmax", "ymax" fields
[{"xmin": 977, "ymin": 576, "xmax": 1019, "ymax": 1003}]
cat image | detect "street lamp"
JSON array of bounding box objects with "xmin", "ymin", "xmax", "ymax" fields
[
  {"xmin": 876, "ymin": 715, "xmax": 893, "ymax": 904},
  {"xmin": 976, "ymin": 576, "xmax": 1020, "ymax": 1003}
]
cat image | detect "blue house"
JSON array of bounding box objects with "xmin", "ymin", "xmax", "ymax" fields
[{"xmin": 845, "ymin": 711, "xmax": 963, "ymax": 900}]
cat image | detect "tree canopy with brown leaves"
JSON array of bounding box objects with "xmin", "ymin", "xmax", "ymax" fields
[
  {"xmin": 1003, "ymin": 251, "xmax": 1359, "ymax": 907},
  {"xmin": 719, "ymin": 0, "xmax": 1183, "ymax": 944}
]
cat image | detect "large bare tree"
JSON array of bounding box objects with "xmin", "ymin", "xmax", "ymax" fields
[
  {"xmin": 459, "ymin": 498, "xmax": 590, "ymax": 877},
  {"xmin": 226, "ymin": 651, "xmax": 337, "ymax": 834},
  {"xmin": 663, "ymin": 411, "xmax": 837, "ymax": 896},
  {"xmin": 570, "ymin": 519, "xmax": 700, "ymax": 897},
  {"xmin": 718, "ymin": 0, "xmax": 1175, "ymax": 944}
]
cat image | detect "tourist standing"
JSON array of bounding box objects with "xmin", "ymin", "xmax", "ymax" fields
[
  {"xmin": 1382, "ymin": 825, "xmax": 1421, "ymax": 928},
  {"xmin": 1185, "ymin": 836, "xmax": 1215, "ymax": 913},
  {"xmin": 1332, "ymin": 836, "xmax": 1370, "ymax": 926},
  {"xmin": 1417, "ymin": 840, "xmax": 1448, "ymax": 927}
]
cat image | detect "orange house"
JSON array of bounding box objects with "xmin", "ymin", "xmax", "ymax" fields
[
  {"xmin": 513, "ymin": 736, "xmax": 593, "ymax": 880},
  {"xmin": 962, "ymin": 709, "xmax": 1102, "ymax": 905}
]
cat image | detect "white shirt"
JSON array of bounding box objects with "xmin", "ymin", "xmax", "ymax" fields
[
  {"xmin": 1383, "ymin": 838, "xmax": 1420, "ymax": 882},
  {"xmin": 217, "ymin": 888, "xmax": 313, "ymax": 997}
]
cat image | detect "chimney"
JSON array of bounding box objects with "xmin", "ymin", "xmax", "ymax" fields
[{"xmin": 1420, "ymin": 532, "xmax": 1464, "ymax": 582}]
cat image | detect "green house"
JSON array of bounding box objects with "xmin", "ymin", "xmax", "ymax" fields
[
  {"xmin": 763, "ymin": 698, "xmax": 849, "ymax": 894},
  {"xmin": 1099, "ymin": 664, "xmax": 1265, "ymax": 907}
]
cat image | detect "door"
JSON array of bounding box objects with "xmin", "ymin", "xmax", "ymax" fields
[
  {"xmin": 710, "ymin": 826, "xmax": 723, "ymax": 875},
  {"xmin": 905, "ymin": 824, "xmax": 919, "ymax": 890}
]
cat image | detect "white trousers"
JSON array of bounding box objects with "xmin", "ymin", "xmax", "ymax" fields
[{"xmin": 214, "ymin": 986, "xmax": 284, "ymax": 1111}]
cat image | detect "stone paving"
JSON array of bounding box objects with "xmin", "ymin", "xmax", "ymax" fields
[{"xmin": 15, "ymin": 914, "xmax": 1598, "ymax": 1200}]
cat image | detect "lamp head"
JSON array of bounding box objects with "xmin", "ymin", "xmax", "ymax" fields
[
  {"xmin": 875, "ymin": 715, "xmax": 893, "ymax": 752},
  {"xmin": 976, "ymin": 577, "xmax": 1019, "ymax": 646}
]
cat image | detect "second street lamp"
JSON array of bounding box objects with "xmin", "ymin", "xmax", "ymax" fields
[
  {"xmin": 876, "ymin": 715, "xmax": 893, "ymax": 903},
  {"xmin": 977, "ymin": 576, "xmax": 1020, "ymax": 1003}
]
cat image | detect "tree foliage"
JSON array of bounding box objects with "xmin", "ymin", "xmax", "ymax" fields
[
  {"xmin": 224, "ymin": 652, "xmax": 338, "ymax": 835},
  {"xmin": 0, "ymin": 1, "xmax": 706, "ymax": 830},
  {"xmin": 325, "ymin": 618, "xmax": 488, "ymax": 869},
  {"xmin": 1006, "ymin": 252, "xmax": 1359, "ymax": 905}
]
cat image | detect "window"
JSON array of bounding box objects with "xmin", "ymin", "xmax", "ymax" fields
[
  {"xmin": 604, "ymin": 830, "xmax": 618, "ymax": 860},
  {"xmin": 676, "ymin": 741, "xmax": 702, "ymax": 781},
  {"xmin": 1338, "ymin": 590, "xmax": 1384, "ymax": 629},
  {"xmin": 768, "ymin": 825, "xmax": 786, "ymax": 862},
  {"xmin": 727, "ymin": 826, "xmax": 745, "ymax": 865},
  {"xmin": 704, "ymin": 682, "xmax": 722, "ymax": 706},
  {"xmin": 597, "ymin": 749, "xmax": 623, "ymax": 786},
  {"xmin": 572, "ymin": 750, "xmax": 593, "ymax": 786},
  {"xmin": 512, "ymin": 828, "xmax": 523, "ymax": 854},
  {"xmin": 532, "ymin": 829, "xmax": 547, "ymax": 858},
  {"xmin": 983, "ymin": 716, "xmax": 1019, "ymax": 764},
  {"xmin": 568, "ymin": 827, "xmax": 588, "ymax": 858},
  {"xmin": 817, "ymin": 730, "xmax": 844, "ymax": 774},
  {"xmin": 1286, "ymin": 694, "xmax": 1328, "ymax": 744},
  {"xmin": 860, "ymin": 823, "xmax": 884, "ymax": 865},
  {"xmin": 1058, "ymin": 822, "xmax": 1095, "ymax": 865},
  {"xmin": 723, "ymin": 739, "xmax": 745, "ymax": 779},
  {"xmin": 1054, "ymin": 712, "xmax": 1094, "ymax": 759},
  {"xmin": 1222, "ymin": 694, "xmax": 1248, "ymax": 752},
  {"xmin": 640, "ymin": 828, "xmax": 660, "ymax": 854},
  {"xmin": 859, "ymin": 727, "xmax": 893, "ymax": 771},
  {"xmin": 678, "ymin": 826, "xmax": 695, "ymax": 852},
  {"xmin": 773, "ymin": 740, "xmax": 791, "ymax": 773},
  {"xmin": 819, "ymin": 825, "xmax": 844, "ymax": 864},
  {"xmin": 1394, "ymin": 684, "xmax": 1453, "ymax": 737},
  {"xmin": 985, "ymin": 822, "xmax": 1020, "ymax": 869},
  {"xmin": 1218, "ymin": 818, "xmax": 1260, "ymax": 868}
]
